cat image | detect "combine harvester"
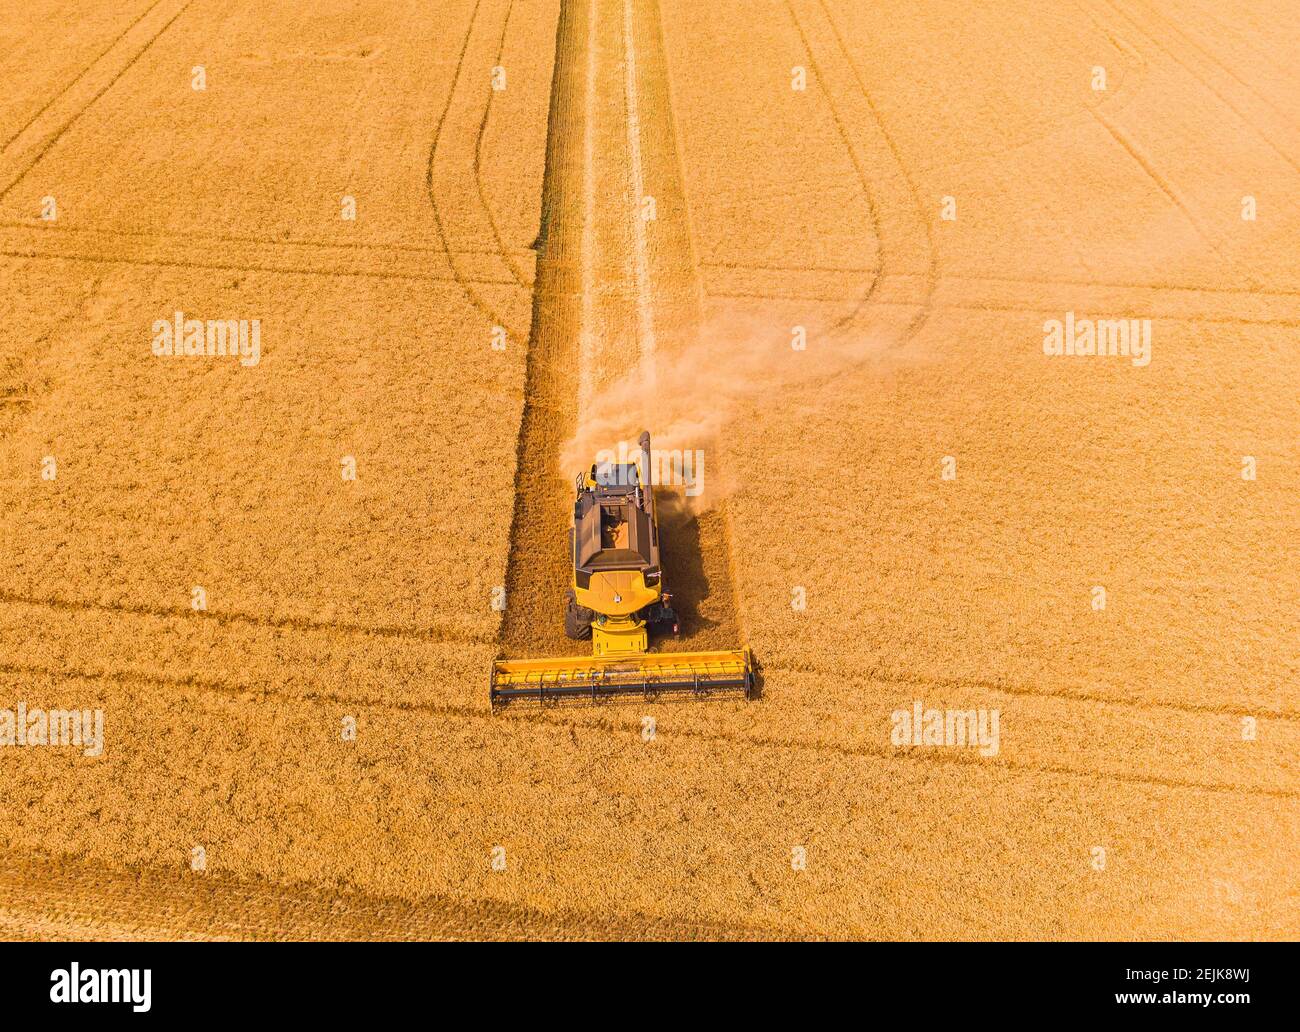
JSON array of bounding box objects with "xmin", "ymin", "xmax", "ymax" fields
[{"xmin": 491, "ymin": 432, "xmax": 754, "ymax": 708}]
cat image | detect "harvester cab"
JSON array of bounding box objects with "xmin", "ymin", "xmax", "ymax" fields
[{"xmin": 490, "ymin": 431, "xmax": 754, "ymax": 707}]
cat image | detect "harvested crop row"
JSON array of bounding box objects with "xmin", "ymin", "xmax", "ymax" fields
[{"xmin": 502, "ymin": 0, "xmax": 740, "ymax": 661}]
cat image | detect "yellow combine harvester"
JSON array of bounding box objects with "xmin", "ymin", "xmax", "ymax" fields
[{"xmin": 491, "ymin": 432, "xmax": 754, "ymax": 707}]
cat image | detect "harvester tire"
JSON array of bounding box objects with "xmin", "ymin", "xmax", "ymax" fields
[{"xmin": 564, "ymin": 592, "xmax": 593, "ymax": 640}]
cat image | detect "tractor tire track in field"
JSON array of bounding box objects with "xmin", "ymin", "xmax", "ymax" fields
[
  {"xmin": 8, "ymin": 658, "xmax": 1295, "ymax": 800},
  {"xmin": 781, "ymin": 0, "xmax": 884, "ymax": 331},
  {"xmin": 781, "ymin": 0, "xmax": 937, "ymax": 349},
  {"xmin": 703, "ymin": 263, "xmax": 1300, "ymax": 298},
  {"xmin": 427, "ymin": 0, "xmax": 531, "ymax": 344},
  {"xmin": 1081, "ymin": 0, "xmax": 1296, "ymax": 261},
  {"xmin": 0, "ymin": 220, "xmax": 532, "ymax": 284},
  {"xmin": 0, "ymin": 356, "xmax": 36, "ymax": 440},
  {"xmin": 0, "ymin": 851, "xmax": 791, "ymax": 942},
  {"xmin": 501, "ymin": 0, "xmax": 741, "ymax": 661},
  {"xmin": 0, "ymin": 0, "xmax": 166, "ymax": 153},
  {"xmin": 0, "ymin": 589, "xmax": 491, "ymax": 645},
  {"xmin": 0, "ymin": 247, "xmax": 515, "ymax": 287},
  {"xmin": 813, "ymin": 0, "xmax": 938, "ymax": 348},
  {"xmin": 0, "ymin": 0, "xmax": 196, "ymax": 203},
  {"xmin": 473, "ymin": 0, "xmax": 535, "ymax": 290},
  {"xmin": 1087, "ymin": 104, "xmax": 1229, "ymax": 263},
  {"xmin": 1117, "ymin": 0, "xmax": 1300, "ymax": 166},
  {"xmin": 0, "ymin": 217, "xmax": 535, "ymax": 258}
]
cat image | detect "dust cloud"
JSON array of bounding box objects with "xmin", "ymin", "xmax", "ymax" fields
[{"xmin": 562, "ymin": 308, "xmax": 910, "ymax": 507}]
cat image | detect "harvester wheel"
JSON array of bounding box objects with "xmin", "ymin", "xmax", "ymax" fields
[{"xmin": 564, "ymin": 591, "xmax": 593, "ymax": 640}]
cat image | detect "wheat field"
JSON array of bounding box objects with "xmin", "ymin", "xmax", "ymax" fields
[{"xmin": 0, "ymin": 0, "xmax": 1296, "ymax": 940}]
